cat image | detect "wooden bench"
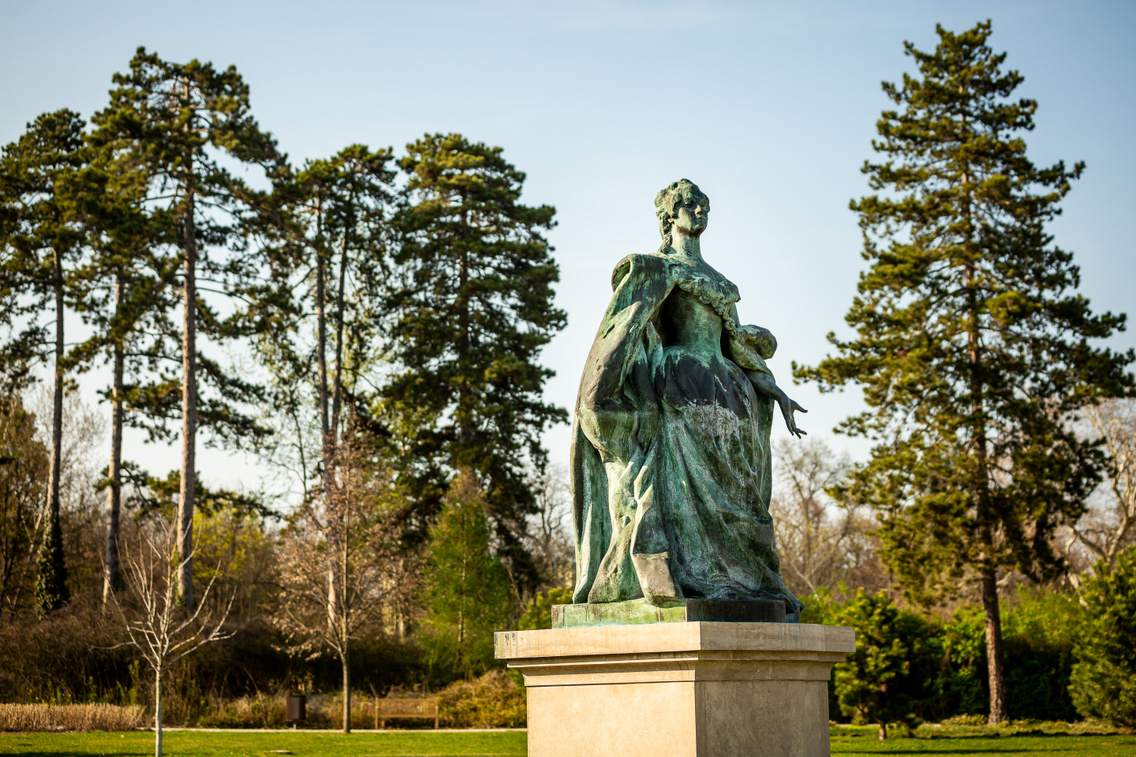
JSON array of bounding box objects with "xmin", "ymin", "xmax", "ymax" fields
[{"xmin": 369, "ymin": 697, "xmax": 439, "ymax": 729}]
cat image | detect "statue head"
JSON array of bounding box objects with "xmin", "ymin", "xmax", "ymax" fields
[{"xmin": 655, "ymin": 179, "xmax": 710, "ymax": 252}]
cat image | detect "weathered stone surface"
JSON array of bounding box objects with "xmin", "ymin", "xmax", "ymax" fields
[
  {"xmin": 551, "ymin": 597, "xmax": 785, "ymax": 628},
  {"xmin": 495, "ymin": 622, "xmax": 855, "ymax": 757}
]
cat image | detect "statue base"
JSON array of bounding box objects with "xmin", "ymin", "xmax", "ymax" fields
[
  {"xmin": 495, "ymin": 621, "xmax": 855, "ymax": 757},
  {"xmin": 552, "ymin": 598, "xmax": 786, "ymax": 627}
]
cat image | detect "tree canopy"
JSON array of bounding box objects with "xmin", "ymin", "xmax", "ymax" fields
[
  {"xmin": 797, "ymin": 20, "xmax": 1133, "ymax": 723},
  {"xmin": 382, "ymin": 134, "xmax": 566, "ymax": 586}
]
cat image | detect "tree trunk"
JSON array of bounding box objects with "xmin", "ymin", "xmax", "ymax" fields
[
  {"xmin": 340, "ymin": 476, "xmax": 351, "ymax": 734},
  {"xmin": 961, "ymin": 161, "xmax": 1006, "ymax": 724},
  {"xmin": 314, "ymin": 221, "xmax": 343, "ymax": 636},
  {"xmin": 38, "ymin": 243, "xmax": 69, "ymax": 614},
  {"xmin": 326, "ymin": 229, "xmax": 350, "ymax": 659},
  {"xmin": 982, "ymin": 567, "xmax": 1008, "ymax": 724},
  {"xmin": 316, "ymin": 210, "xmax": 329, "ymax": 450},
  {"xmin": 457, "ymin": 209, "xmax": 471, "ymax": 446},
  {"xmin": 341, "ymin": 648, "xmax": 351, "ymax": 734},
  {"xmin": 178, "ymin": 166, "xmax": 197, "ymax": 611},
  {"xmin": 330, "ymin": 233, "xmax": 348, "ymax": 436},
  {"xmin": 102, "ymin": 276, "xmax": 125, "ymax": 607},
  {"xmin": 154, "ymin": 668, "xmax": 163, "ymax": 757},
  {"xmin": 48, "ymin": 245, "xmax": 64, "ymax": 537},
  {"xmin": 877, "ymin": 722, "xmax": 887, "ymax": 741}
]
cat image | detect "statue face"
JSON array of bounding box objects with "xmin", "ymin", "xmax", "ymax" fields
[{"xmin": 673, "ymin": 197, "xmax": 708, "ymax": 236}]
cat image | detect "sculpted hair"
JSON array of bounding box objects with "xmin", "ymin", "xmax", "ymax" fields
[{"xmin": 654, "ymin": 179, "xmax": 709, "ymax": 253}]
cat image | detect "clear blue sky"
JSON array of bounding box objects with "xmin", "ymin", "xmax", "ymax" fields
[{"xmin": 3, "ymin": 1, "xmax": 1134, "ymax": 498}]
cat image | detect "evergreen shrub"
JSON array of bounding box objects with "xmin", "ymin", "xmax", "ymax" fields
[
  {"xmin": 808, "ymin": 586, "xmax": 1082, "ymax": 725},
  {"xmin": 1070, "ymin": 546, "xmax": 1136, "ymax": 728},
  {"xmin": 830, "ymin": 590, "xmax": 937, "ymax": 739}
]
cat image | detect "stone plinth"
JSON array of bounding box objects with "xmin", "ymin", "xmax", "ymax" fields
[{"xmin": 495, "ymin": 621, "xmax": 855, "ymax": 757}]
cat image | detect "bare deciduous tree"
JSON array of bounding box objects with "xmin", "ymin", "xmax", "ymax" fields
[
  {"xmin": 1063, "ymin": 399, "xmax": 1136, "ymax": 578},
  {"xmin": 773, "ymin": 438, "xmax": 878, "ymax": 596},
  {"xmin": 110, "ymin": 524, "xmax": 232, "ymax": 757},
  {"xmin": 273, "ymin": 431, "xmax": 408, "ymax": 733},
  {"xmin": 525, "ymin": 463, "xmax": 573, "ymax": 593}
]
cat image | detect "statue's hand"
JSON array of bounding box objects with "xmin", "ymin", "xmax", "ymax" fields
[{"xmin": 779, "ymin": 397, "xmax": 808, "ymax": 438}]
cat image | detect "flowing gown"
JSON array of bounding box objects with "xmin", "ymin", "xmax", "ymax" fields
[{"xmin": 571, "ymin": 251, "xmax": 801, "ymax": 619}]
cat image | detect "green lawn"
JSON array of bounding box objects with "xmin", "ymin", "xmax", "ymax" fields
[
  {"xmin": 831, "ymin": 724, "xmax": 1136, "ymax": 756},
  {"xmin": 1, "ymin": 727, "xmax": 1133, "ymax": 757},
  {"xmin": 0, "ymin": 730, "xmax": 527, "ymax": 757}
]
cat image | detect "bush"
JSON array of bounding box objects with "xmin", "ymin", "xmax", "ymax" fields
[
  {"xmin": 831, "ymin": 590, "xmax": 936, "ymax": 739},
  {"xmin": 304, "ymin": 635, "xmax": 425, "ymax": 696},
  {"xmin": 799, "ymin": 587, "xmax": 839, "ymax": 625},
  {"xmin": 1003, "ymin": 588, "xmax": 1079, "ymax": 721},
  {"xmin": 810, "ymin": 585, "xmax": 1084, "ymax": 725},
  {"xmin": 1070, "ymin": 546, "xmax": 1136, "ymax": 728},
  {"xmin": 0, "ymin": 600, "xmax": 139, "ymax": 706},
  {"xmin": 326, "ymin": 691, "xmax": 385, "ymax": 731},
  {"xmin": 437, "ymin": 669, "xmax": 526, "ymax": 728},
  {"xmin": 194, "ymin": 693, "xmax": 288, "ymax": 728},
  {"xmin": 927, "ymin": 589, "xmax": 1079, "ymax": 722},
  {"xmin": 931, "ymin": 604, "xmax": 988, "ymax": 719},
  {"xmin": 518, "ymin": 587, "xmax": 572, "ymax": 631}
]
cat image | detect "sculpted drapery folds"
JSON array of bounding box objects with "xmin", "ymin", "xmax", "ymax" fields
[{"xmin": 571, "ymin": 180, "xmax": 805, "ymax": 620}]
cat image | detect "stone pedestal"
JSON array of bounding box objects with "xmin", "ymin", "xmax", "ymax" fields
[{"xmin": 495, "ymin": 622, "xmax": 855, "ymax": 757}]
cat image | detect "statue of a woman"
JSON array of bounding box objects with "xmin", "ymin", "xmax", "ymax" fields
[{"xmin": 571, "ymin": 179, "xmax": 805, "ymax": 621}]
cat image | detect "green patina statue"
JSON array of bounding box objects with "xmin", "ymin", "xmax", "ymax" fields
[{"xmin": 570, "ymin": 179, "xmax": 806, "ymax": 623}]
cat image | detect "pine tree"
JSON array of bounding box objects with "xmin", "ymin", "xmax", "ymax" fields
[
  {"xmin": 91, "ymin": 48, "xmax": 282, "ymax": 609},
  {"xmin": 298, "ymin": 146, "xmax": 394, "ymax": 455},
  {"xmin": 0, "ymin": 109, "xmax": 90, "ymax": 616},
  {"xmin": 67, "ymin": 134, "xmax": 174, "ymax": 605},
  {"xmin": 257, "ymin": 144, "xmax": 396, "ymax": 717},
  {"xmin": 796, "ymin": 21, "xmax": 1133, "ymax": 723},
  {"xmin": 420, "ymin": 472, "xmax": 515, "ymax": 683},
  {"xmin": 383, "ymin": 134, "xmax": 566, "ymax": 585},
  {"xmin": 258, "ymin": 145, "xmax": 395, "ymax": 548}
]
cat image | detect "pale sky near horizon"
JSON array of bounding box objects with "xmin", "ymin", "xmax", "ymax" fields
[{"xmin": 3, "ymin": 1, "xmax": 1134, "ymax": 508}]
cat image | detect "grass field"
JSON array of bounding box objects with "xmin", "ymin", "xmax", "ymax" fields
[
  {"xmin": 0, "ymin": 726, "xmax": 1133, "ymax": 756},
  {"xmin": 0, "ymin": 730, "xmax": 527, "ymax": 757},
  {"xmin": 830, "ymin": 724, "xmax": 1136, "ymax": 756}
]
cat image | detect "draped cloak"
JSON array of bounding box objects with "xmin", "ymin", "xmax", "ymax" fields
[{"xmin": 571, "ymin": 252, "xmax": 802, "ymax": 619}]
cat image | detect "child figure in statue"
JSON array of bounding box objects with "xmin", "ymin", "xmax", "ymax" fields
[{"xmin": 571, "ymin": 179, "xmax": 806, "ymax": 621}]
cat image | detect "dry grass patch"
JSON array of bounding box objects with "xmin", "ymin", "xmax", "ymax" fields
[{"xmin": 0, "ymin": 703, "xmax": 146, "ymax": 732}]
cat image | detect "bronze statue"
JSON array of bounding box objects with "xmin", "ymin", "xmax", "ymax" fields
[{"xmin": 571, "ymin": 179, "xmax": 805, "ymax": 621}]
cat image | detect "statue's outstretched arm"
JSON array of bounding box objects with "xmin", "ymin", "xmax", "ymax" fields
[{"xmin": 745, "ymin": 369, "xmax": 807, "ymax": 439}]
